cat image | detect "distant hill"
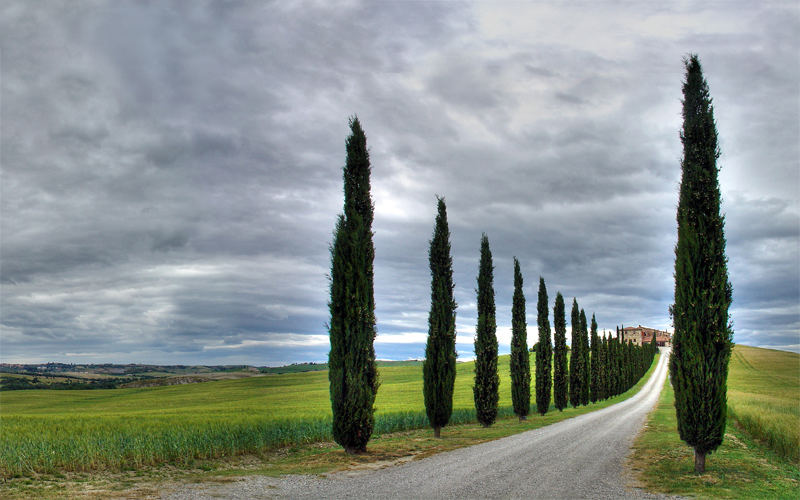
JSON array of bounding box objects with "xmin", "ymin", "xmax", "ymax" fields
[{"xmin": 0, "ymin": 359, "xmax": 424, "ymax": 390}]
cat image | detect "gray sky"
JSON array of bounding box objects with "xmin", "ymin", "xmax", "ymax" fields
[{"xmin": 1, "ymin": 1, "xmax": 798, "ymax": 365}]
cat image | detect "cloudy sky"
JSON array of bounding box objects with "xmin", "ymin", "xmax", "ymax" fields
[{"xmin": 1, "ymin": 1, "xmax": 798, "ymax": 365}]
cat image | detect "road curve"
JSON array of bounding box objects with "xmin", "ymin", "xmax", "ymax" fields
[{"xmin": 164, "ymin": 349, "xmax": 671, "ymax": 499}]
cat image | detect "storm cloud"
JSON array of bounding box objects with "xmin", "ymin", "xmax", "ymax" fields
[{"xmin": 1, "ymin": 1, "xmax": 798, "ymax": 364}]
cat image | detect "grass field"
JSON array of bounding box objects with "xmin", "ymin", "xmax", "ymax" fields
[
  {"xmin": 728, "ymin": 345, "xmax": 799, "ymax": 462},
  {"xmin": 630, "ymin": 345, "xmax": 800, "ymax": 498},
  {"xmin": 0, "ymin": 354, "xmax": 517, "ymax": 476},
  {"xmin": 1, "ymin": 351, "xmax": 657, "ymax": 478}
]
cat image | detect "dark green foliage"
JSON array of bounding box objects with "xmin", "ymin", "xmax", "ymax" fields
[
  {"xmin": 612, "ymin": 331, "xmax": 622, "ymax": 397},
  {"xmin": 510, "ymin": 258, "xmax": 531, "ymax": 420},
  {"xmin": 670, "ymin": 55, "xmax": 733, "ymax": 473},
  {"xmin": 569, "ymin": 299, "xmax": 583, "ymax": 407},
  {"xmin": 599, "ymin": 334, "xmax": 609, "ymax": 400},
  {"xmin": 601, "ymin": 335, "xmax": 613, "ymax": 399},
  {"xmin": 617, "ymin": 329, "xmax": 624, "ymax": 395},
  {"xmin": 624, "ymin": 341, "xmax": 632, "ymax": 391},
  {"xmin": 580, "ymin": 309, "xmax": 590, "ymax": 406},
  {"xmin": 328, "ymin": 117, "xmax": 379, "ymax": 454},
  {"xmin": 474, "ymin": 234, "xmax": 499, "ymax": 427},
  {"xmin": 589, "ymin": 314, "xmax": 599, "ymax": 403},
  {"xmin": 423, "ymin": 197, "xmax": 457, "ymax": 437},
  {"xmin": 553, "ymin": 292, "xmax": 568, "ymax": 411},
  {"xmin": 535, "ymin": 277, "xmax": 552, "ymax": 415}
]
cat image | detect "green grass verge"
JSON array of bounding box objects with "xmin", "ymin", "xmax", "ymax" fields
[{"xmin": 630, "ymin": 346, "xmax": 799, "ymax": 498}]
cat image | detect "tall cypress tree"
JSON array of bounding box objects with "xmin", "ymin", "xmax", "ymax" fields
[
  {"xmin": 569, "ymin": 298, "xmax": 582, "ymax": 407},
  {"xmin": 608, "ymin": 335, "xmax": 615, "ymax": 396},
  {"xmin": 670, "ymin": 54, "xmax": 733, "ymax": 474},
  {"xmin": 423, "ymin": 197, "xmax": 457, "ymax": 438},
  {"xmin": 650, "ymin": 329, "xmax": 658, "ymax": 356},
  {"xmin": 510, "ymin": 258, "xmax": 531, "ymax": 421},
  {"xmin": 580, "ymin": 309, "xmax": 590, "ymax": 406},
  {"xmin": 535, "ymin": 277, "xmax": 552, "ymax": 415},
  {"xmin": 474, "ymin": 234, "xmax": 499, "ymax": 427},
  {"xmin": 624, "ymin": 340, "xmax": 632, "ymax": 390},
  {"xmin": 328, "ymin": 116, "xmax": 378, "ymax": 454},
  {"xmin": 615, "ymin": 336, "xmax": 622, "ymax": 393},
  {"xmin": 600, "ymin": 335, "xmax": 608, "ymax": 399},
  {"xmin": 553, "ymin": 292, "xmax": 568, "ymax": 411},
  {"xmin": 589, "ymin": 314, "xmax": 599, "ymax": 403}
]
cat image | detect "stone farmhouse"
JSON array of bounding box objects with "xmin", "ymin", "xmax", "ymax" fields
[{"xmin": 621, "ymin": 325, "xmax": 672, "ymax": 347}]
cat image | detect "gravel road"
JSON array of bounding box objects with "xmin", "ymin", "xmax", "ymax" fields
[{"xmin": 163, "ymin": 349, "xmax": 672, "ymax": 499}]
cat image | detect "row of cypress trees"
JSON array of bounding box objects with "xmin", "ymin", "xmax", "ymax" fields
[
  {"xmin": 329, "ymin": 56, "xmax": 732, "ymax": 479},
  {"xmin": 431, "ymin": 224, "xmax": 658, "ymax": 431},
  {"xmin": 428, "ymin": 54, "xmax": 732, "ymax": 474},
  {"xmin": 546, "ymin": 296, "xmax": 658, "ymax": 414},
  {"xmin": 327, "ymin": 116, "xmax": 656, "ymax": 453}
]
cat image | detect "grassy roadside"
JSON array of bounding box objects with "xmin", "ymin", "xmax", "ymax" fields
[
  {"xmin": 2, "ymin": 354, "xmax": 661, "ymax": 498},
  {"xmin": 629, "ymin": 370, "xmax": 799, "ymax": 498}
]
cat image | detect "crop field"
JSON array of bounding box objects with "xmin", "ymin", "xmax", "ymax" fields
[
  {"xmin": 727, "ymin": 344, "xmax": 799, "ymax": 462},
  {"xmin": 1, "ymin": 350, "xmax": 661, "ymax": 478},
  {"xmin": 0, "ymin": 354, "xmax": 525, "ymax": 476}
]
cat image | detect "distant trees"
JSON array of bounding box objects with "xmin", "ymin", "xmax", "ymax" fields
[
  {"xmin": 423, "ymin": 197, "xmax": 457, "ymax": 438},
  {"xmin": 328, "ymin": 116, "xmax": 379, "ymax": 454},
  {"xmin": 569, "ymin": 299, "xmax": 584, "ymax": 408},
  {"xmin": 553, "ymin": 292, "xmax": 568, "ymax": 411},
  {"xmin": 598, "ymin": 333, "xmax": 608, "ymax": 400},
  {"xmin": 579, "ymin": 309, "xmax": 590, "ymax": 406},
  {"xmin": 670, "ymin": 54, "xmax": 733, "ymax": 474},
  {"xmin": 535, "ymin": 277, "xmax": 552, "ymax": 415},
  {"xmin": 510, "ymin": 258, "xmax": 531, "ymax": 421},
  {"xmin": 589, "ymin": 314, "xmax": 599, "ymax": 403},
  {"xmin": 474, "ymin": 234, "xmax": 499, "ymax": 427}
]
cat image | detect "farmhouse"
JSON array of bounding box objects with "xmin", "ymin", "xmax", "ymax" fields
[{"xmin": 622, "ymin": 325, "xmax": 671, "ymax": 347}]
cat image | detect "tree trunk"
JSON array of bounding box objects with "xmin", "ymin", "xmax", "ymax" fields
[
  {"xmin": 519, "ymin": 415, "xmax": 527, "ymax": 422},
  {"xmin": 694, "ymin": 449, "xmax": 706, "ymax": 473},
  {"xmin": 433, "ymin": 426, "xmax": 441, "ymax": 438},
  {"xmin": 344, "ymin": 446, "xmax": 366, "ymax": 455}
]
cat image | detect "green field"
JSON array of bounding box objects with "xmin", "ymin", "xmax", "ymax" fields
[
  {"xmin": 0, "ymin": 350, "xmax": 661, "ymax": 478},
  {"xmin": 728, "ymin": 345, "xmax": 799, "ymax": 462},
  {"xmin": 0, "ymin": 354, "xmax": 523, "ymax": 476},
  {"xmin": 630, "ymin": 345, "xmax": 800, "ymax": 498}
]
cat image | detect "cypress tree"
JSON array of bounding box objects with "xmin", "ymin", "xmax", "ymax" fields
[
  {"xmin": 590, "ymin": 314, "xmax": 599, "ymax": 403},
  {"xmin": 535, "ymin": 277, "xmax": 552, "ymax": 415},
  {"xmin": 423, "ymin": 197, "xmax": 457, "ymax": 438},
  {"xmin": 474, "ymin": 234, "xmax": 499, "ymax": 427},
  {"xmin": 604, "ymin": 335, "xmax": 612, "ymax": 399},
  {"xmin": 610, "ymin": 335, "xmax": 616, "ymax": 395},
  {"xmin": 602, "ymin": 334, "xmax": 610, "ymax": 399},
  {"xmin": 569, "ymin": 299, "xmax": 582, "ymax": 407},
  {"xmin": 624, "ymin": 341, "xmax": 632, "ymax": 390},
  {"xmin": 618, "ymin": 329, "xmax": 625, "ymax": 394},
  {"xmin": 650, "ymin": 329, "xmax": 658, "ymax": 357},
  {"xmin": 328, "ymin": 116, "xmax": 378, "ymax": 454},
  {"xmin": 613, "ymin": 335, "xmax": 620, "ymax": 396},
  {"xmin": 580, "ymin": 309, "xmax": 590, "ymax": 406},
  {"xmin": 510, "ymin": 258, "xmax": 531, "ymax": 421},
  {"xmin": 670, "ymin": 54, "xmax": 733, "ymax": 474},
  {"xmin": 553, "ymin": 292, "xmax": 568, "ymax": 411}
]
